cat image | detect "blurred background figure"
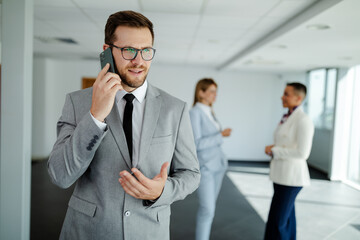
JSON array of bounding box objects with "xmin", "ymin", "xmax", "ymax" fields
[
  {"xmin": 190, "ymin": 78, "xmax": 232, "ymax": 240},
  {"xmin": 264, "ymin": 82, "xmax": 314, "ymax": 240}
]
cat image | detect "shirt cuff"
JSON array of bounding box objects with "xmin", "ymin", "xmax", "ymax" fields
[{"xmin": 90, "ymin": 112, "xmax": 107, "ymax": 131}]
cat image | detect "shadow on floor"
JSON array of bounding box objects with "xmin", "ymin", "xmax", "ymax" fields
[
  {"xmin": 227, "ymin": 160, "xmax": 328, "ymax": 180},
  {"xmin": 31, "ymin": 161, "xmax": 74, "ymax": 240},
  {"xmin": 31, "ymin": 160, "xmax": 277, "ymax": 239},
  {"xmin": 170, "ymin": 175, "xmax": 265, "ymax": 240}
]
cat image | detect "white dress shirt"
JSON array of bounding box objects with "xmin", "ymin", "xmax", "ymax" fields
[
  {"xmin": 91, "ymin": 80, "xmax": 148, "ymax": 167},
  {"xmin": 196, "ymin": 102, "xmax": 221, "ymax": 131}
]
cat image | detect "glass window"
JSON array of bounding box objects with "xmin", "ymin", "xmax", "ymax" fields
[
  {"xmin": 347, "ymin": 65, "xmax": 360, "ymax": 185},
  {"xmin": 307, "ymin": 68, "xmax": 337, "ymax": 130},
  {"xmin": 308, "ymin": 69, "xmax": 326, "ymax": 128},
  {"xmin": 324, "ymin": 69, "xmax": 337, "ymax": 129}
]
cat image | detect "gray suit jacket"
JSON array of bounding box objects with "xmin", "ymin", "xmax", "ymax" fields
[{"xmin": 48, "ymin": 84, "xmax": 200, "ymax": 240}]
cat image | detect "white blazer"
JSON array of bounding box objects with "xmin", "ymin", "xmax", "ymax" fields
[{"xmin": 270, "ymin": 107, "xmax": 315, "ymax": 187}]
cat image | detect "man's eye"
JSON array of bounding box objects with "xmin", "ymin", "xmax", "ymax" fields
[{"xmin": 126, "ymin": 48, "xmax": 136, "ymax": 53}]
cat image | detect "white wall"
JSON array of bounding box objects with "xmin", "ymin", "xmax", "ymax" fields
[
  {"xmin": 32, "ymin": 57, "xmax": 287, "ymax": 161},
  {"xmin": 149, "ymin": 64, "xmax": 286, "ymax": 160},
  {"xmin": 32, "ymin": 57, "xmax": 100, "ymax": 159},
  {"xmin": 32, "ymin": 57, "xmax": 47, "ymax": 158},
  {"xmin": 279, "ymin": 72, "xmax": 307, "ymax": 84}
]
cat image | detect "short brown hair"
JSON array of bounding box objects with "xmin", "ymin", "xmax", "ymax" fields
[
  {"xmin": 193, "ymin": 78, "xmax": 218, "ymax": 106},
  {"xmin": 105, "ymin": 10, "xmax": 154, "ymax": 45}
]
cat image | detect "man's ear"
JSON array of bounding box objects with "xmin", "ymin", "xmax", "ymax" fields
[{"xmin": 103, "ymin": 44, "xmax": 110, "ymax": 51}]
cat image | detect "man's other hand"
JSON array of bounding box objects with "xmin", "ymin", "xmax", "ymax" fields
[{"xmin": 119, "ymin": 162, "xmax": 170, "ymax": 200}]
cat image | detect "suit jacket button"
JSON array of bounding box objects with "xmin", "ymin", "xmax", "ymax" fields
[
  {"xmin": 94, "ymin": 135, "xmax": 99, "ymax": 140},
  {"xmin": 91, "ymin": 139, "xmax": 97, "ymax": 144},
  {"xmin": 124, "ymin": 211, "xmax": 131, "ymax": 217},
  {"xmin": 86, "ymin": 146, "xmax": 92, "ymax": 151},
  {"xmin": 89, "ymin": 142, "xmax": 94, "ymax": 147}
]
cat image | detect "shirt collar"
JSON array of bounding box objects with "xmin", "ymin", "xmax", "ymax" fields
[
  {"xmin": 280, "ymin": 105, "xmax": 301, "ymax": 124},
  {"xmin": 116, "ymin": 80, "xmax": 148, "ymax": 103},
  {"xmin": 288, "ymin": 105, "xmax": 299, "ymax": 115},
  {"xmin": 196, "ymin": 102, "xmax": 212, "ymax": 113}
]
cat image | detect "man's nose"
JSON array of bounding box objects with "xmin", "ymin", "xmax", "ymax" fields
[{"xmin": 131, "ymin": 51, "xmax": 144, "ymax": 65}]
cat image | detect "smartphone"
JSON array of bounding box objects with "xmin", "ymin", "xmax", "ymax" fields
[{"xmin": 99, "ymin": 47, "xmax": 115, "ymax": 73}]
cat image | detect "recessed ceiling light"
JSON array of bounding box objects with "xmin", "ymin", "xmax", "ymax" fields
[
  {"xmin": 272, "ymin": 44, "xmax": 287, "ymax": 49},
  {"xmin": 306, "ymin": 24, "xmax": 330, "ymax": 30},
  {"xmin": 35, "ymin": 36, "xmax": 78, "ymax": 44},
  {"xmin": 208, "ymin": 39, "xmax": 219, "ymax": 44},
  {"xmin": 338, "ymin": 56, "xmax": 352, "ymax": 60},
  {"xmin": 243, "ymin": 58, "xmax": 281, "ymax": 65},
  {"xmin": 307, "ymin": 64, "xmax": 321, "ymax": 69}
]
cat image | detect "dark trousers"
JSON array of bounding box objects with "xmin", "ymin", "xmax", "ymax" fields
[{"xmin": 264, "ymin": 183, "xmax": 302, "ymax": 240}]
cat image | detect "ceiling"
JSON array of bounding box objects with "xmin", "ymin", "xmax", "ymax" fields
[{"xmin": 27, "ymin": 0, "xmax": 360, "ymax": 72}]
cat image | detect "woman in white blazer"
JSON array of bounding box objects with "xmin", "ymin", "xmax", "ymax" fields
[
  {"xmin": 190, "ymin": 78, "xmax": 232, "ymax": 240},
  {"xmin": 264, "ymin": 82, "xmax": 314, "ymax": 240}
]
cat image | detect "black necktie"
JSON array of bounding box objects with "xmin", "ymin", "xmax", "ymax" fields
[{"xmin": 123, "ymin": 94, "xmax": 135, "ymax": 161}]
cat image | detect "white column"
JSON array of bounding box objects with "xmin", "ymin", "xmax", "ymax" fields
[
  {"xmin": 331, "ymin": 69, "xmax": 353, "ymax": 181},
  {"xmin": 0, "ymin": 0, "xmax": 33, "ymax": 239}
]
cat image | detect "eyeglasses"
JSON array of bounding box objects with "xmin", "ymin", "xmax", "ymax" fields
[{"xmin": 109, "ymin": 44, "xmax": 156, "ymax": 61}]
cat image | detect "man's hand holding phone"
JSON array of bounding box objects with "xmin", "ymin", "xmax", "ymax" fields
[{"xmin": 90, "ymin": 63, "xmax": 122, "ymax": 122}]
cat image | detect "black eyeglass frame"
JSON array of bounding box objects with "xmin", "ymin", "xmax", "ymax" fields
[{"xmin": 109, "ymin": 44, "xmax": 156, "ymax": 61}]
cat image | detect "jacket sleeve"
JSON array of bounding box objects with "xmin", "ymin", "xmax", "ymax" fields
[
  {"xmin": 189, "ymin": 108, "xmax": 223, "ymax": 151},
  {"xmin": 47, "ymin": 93, "xmax": 107, "ymax": 189},
  {"xmin": 150, "ymin": 103, "xmax": 200, "ymax": 208},
  {"xmin": 272, "ymin": 116, "xmax": 315, "ymax": 160}
]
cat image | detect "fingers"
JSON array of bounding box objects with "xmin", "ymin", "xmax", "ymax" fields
[
  {"xmin": 95, "ymin": 62, "xmax": 120, "ymax": 87},
  {"xmin": 91, "ymin": 64, "xmax": 122, "ymax": 122},
  {"xmin": 152, "ymin": 162, "xmax": 170, "ymax": 182},
  {"xmin": 110, "ymin": 84, "xmax": 122, "ymax": 97},
  {"xmin": 100, "ymin": 72, "xmax": 121, "ymax": 86},
  {"xmin": 96, "ymin": 63, "xmax": 110, "ymax": 82},
  {"xmin": 119, "ymin": 164, "xmax": 169, "ymax": 200},
  {"xmin": 104, "ymin": 78, "xmax": 121, "ymax": 91},
  {"xmin": 265, "ymin": 145, "xmax": 273, "ymax": 155},
  {"xmin": 221, "ymin": 129, "xmax": 231, "ymax": 137},
  {"xmin": 101, "ymin": 62, "xmax": 110, "ymax": 73},
  {"xmin": 96, "ymin": 73, "xmax": 122, "ymax": 97},
  {"xmin": 118, "ymin": 178, "xmax": 139, "ymax": 198},
  {"xmin": 132, "ymin": 168, "xmax": 151, "ymax": 187},
  {"xmin": 119, "ymin": 171, "xmax": 148, "ymax": 196},
  {"xmin": 159, "ymin": 162, "xmax": 169, "ymax": 179}
]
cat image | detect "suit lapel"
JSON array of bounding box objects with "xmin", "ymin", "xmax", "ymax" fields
[
  {"xmin": 105, "ymin": 101, "xmax": 132, "ymax": 169},
  {"xmin": 137, "ymin": 85, "xmax": 161, "ymax": 167},
  {"xmin": 198, "ymin": 106, "xmax": 219, "ymax": 132},
  {"xmin": 285, "ymin": 107, "xmax": 302, "ymax": 125}
]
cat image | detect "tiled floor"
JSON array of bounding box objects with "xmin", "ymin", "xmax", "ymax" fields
[
  {"xmin": 227, "ymin": 164, "xmax": 360, "ymax": 240},
  {"xmin": 31, "ymin": 160, "xmax": 360, "ymax": 239}
]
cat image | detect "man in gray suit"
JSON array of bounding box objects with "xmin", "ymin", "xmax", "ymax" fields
[{"xmin": 48, "ymin": 10, "xmax": 200, "ymax": 240}]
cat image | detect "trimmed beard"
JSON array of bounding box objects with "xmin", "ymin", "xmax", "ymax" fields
[
  {"xmin": 114, "ymin": 57, "xmax": 148, "ymax": 89},
  {"xmin": 118, "ymin": 70, "xmax": 148, "ymax": 89},
  {"xmin": 114, "ymin": 62, "xmax": 147, "ymax": 88}
]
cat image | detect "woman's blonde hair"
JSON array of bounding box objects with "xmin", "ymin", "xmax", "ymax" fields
[{"xmin": 193, "ymin": 78, "xmax": 218, "ymax": 106}]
